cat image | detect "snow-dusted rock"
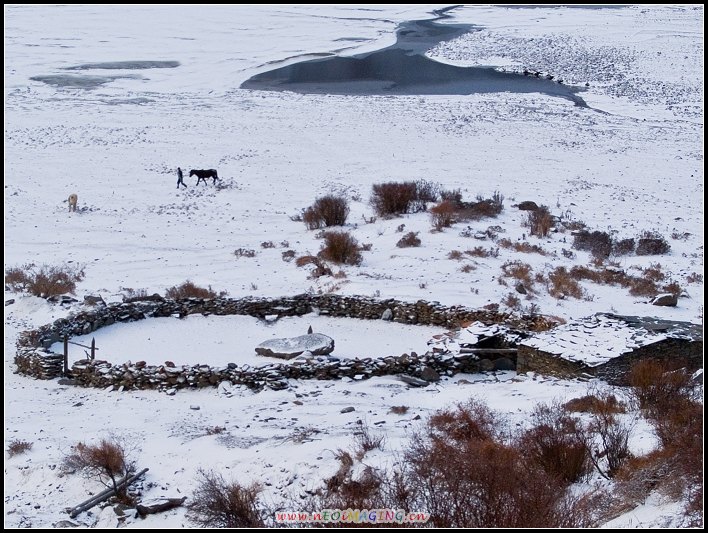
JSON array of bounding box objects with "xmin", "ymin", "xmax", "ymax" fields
[
  {"xmin": 256, "ymin": 333, "xmax": 334, "ymax": 359},
  {"xmin": 651, "ymin": 293, "xmax": 678, "ymax": 307}
]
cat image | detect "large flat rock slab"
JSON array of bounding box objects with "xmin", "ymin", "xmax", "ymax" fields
[{"xmin": 256, "ymin": 333, "xmax": 334, "ymax": 359}]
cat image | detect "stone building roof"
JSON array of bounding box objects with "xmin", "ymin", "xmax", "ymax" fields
[{"xmin": 519, "ymin": 313, "xmax": 702, "ymax": 367}]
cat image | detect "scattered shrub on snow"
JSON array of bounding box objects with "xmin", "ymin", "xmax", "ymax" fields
[
  {"xmin": 389, "ymin": 406, "xmax": 409, "ymax": 415},
  {"xmin": 501, "ymin": 260, "xmax": 534, "ymax": 287},
  {"xmin": 636, "ymin": 232, "xmax": 670, "ymax": 255},
  {"xmin": 233, "ymin": 248, "xmax": 256, "ymax": 258},
  {"xmin": 260, "ymin": 241, "xmax": 275, "ymax": 249},
  {"xmin": 547, "ymin": 266, "xmax": 584, "ymax": 299},
  {"xmin": 165, "ymin": 281, "xmax": 226, "ymax": 299},
  {"xmin": 370, "ymin": 182, "xmax": 418, "ymax": 216},
  {"xmin": 187, "ymin": 469, "xmax": 264, "ymax": 528},
  {"xmin": 430, "ymin": 200, "xmax": 457, "ymax": 230},
  {"xmin": 572, "ymin": 230, "xmax": 613, "ymax": 259},
  {"xmin": 303, "ymin": 194, "xmax": 350, "ymax": 229},
  {"xmin": 519, "ymin": 402, "xmax": 592, "ymax": 484},
  {"xmin": 4, "ymin": 263, "xmax": 85, "ymax": 298},
  {"xmin": 281, "ymin": 249, "xmax": 296, "ymax": 262},
  {"xmin": 7, "ymin": 439, "xmax": 33, "ymax": 457},
  {"xmin": 64, "ymin": 435, "xmax": 136, "ymax": 502},
  {"xmin": 525, "ymin": 205, "xmax": 554, "ymax": 237},
  {"xmin": 396, "ymin": 231, "xmax": 421, "ymax": 248},
  {"xmin": 353, "ymin": 423, "xmax": 386, "ymax": 460},
  {"xmin": 612, "ymin": 238, "xmax": 635, "ymax": 256},
  {"xmin": 317, "ymin": 231, "xmax": 363, "ymax": 266},
  {"xmin": 628, "ymin": 359, "xmax": 696, "ymax": 413}
]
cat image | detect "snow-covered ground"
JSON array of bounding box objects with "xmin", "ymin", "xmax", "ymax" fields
[{"xmin": 4, "ymin": 4, "xmax": 703, "ymax": 528}]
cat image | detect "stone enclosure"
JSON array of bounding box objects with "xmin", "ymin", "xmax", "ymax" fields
[
  {"xmin": 14, "ymin": 294, "xmax": 552, "ymax": 391},
  {"xmin": 14, "ymin": 295, "xmax": 701, "ymax": 391}
]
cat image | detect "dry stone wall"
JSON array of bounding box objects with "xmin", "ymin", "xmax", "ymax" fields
[{"xmin": 15, "ymin": 295, "xmax": 551, "ymax": 390}]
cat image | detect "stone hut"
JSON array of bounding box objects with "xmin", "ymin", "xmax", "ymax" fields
[{"xmin": 517, "ymin": 313, "xmax": 703, "ymax": 384}]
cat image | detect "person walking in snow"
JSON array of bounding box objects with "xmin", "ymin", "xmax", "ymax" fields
[{"xmin": 177, "ymin": 167, "xmax": 187, "ymax": 189}]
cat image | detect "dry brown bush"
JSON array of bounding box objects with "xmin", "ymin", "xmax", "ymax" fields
[
  {"xmin": 636, "ymin": 232, "xmax": 670, "ymax": 255},
  {"xmin": 526, "ymin": 205, "xmax": 554, "ymax": 237},
  {"xmin": 371, "ymin": 182, "xmax": 418, "ymax": 216},
  {"xmin": 502, "ymin": 293, "xmax": 521, "ymax": 310},
  {"xmin": 686, "ymin": 272, "xmax": 703, "ymax": 283},
  {"xmin": 447, "ymin": 250, "xmax": 463, "ymax": 260},
  {"xmin": 460, "ymin": 264, "xmax": 476, "ymax": 273},
  {"xmin": 501, "ymin": 260, "xmax": 533, "ymax": 286},
  {"xmin": 564, "ymin": 394, "xmax": 626, "ymax": 415},
  {"xmin": 430, "ymin": 200, "xmax": 457, "ymax": 230},
  {"xmin": 520, "ymin": 402, "xmax": 592, "ymax": 484},
  {"xmin": 498, "ymin": 239, "xmax": 549, "ymax": 255},
  {"xmin": 396, "ymin": 231, "xmax": 421, "ymax": 248},
  {"xmin": 233, "ymin": 248, "xmax": 256, "ymax": 258},
  {"xmin": 573, "ymin": 230, "xmax": 613, "ymax": 259},
  {"xmin": 318, "ymin": 231, "xmax": 363, "ymax": 266},
  {"xmin": 397, "ymin": 399, "xmax": 599, "ymax": 527},
  {"xmin": 389, "ymin": 406, "xmax": 409, "ymax": 415},
  {"xmin": 303, "ymin": 194, "xmax": 350, "ymax": 229},
  {"xmin": 64, "ymin": 436, "xmax": 136, "ymax": 502},
  {"xmin": 5, "ymin": 263, "xmax": 85, "ymax": 298},
  {"xmin": 353, "ymin": 423, "xmax": 386, "ymax": 460},
  {"xmin": 7, "ymin": 439, "xmax": 33, "ymax": 457},
  {"xmin": 547, "ymin": 266, "xmax": 584, "ymax": 299},
  {"xmin": 465, "ymin": 246, "xmax": 494, "ymax": 258},
  {"xmin": 165, "ymin": 281, "xmax": 226, "ymax": 299},
  {"xmin": 628, "ymin": 359, "xmax": 696, "ymax": 413},
  {"xmin": 188, "ymin": 469, "xmax": 264, "ymax": 528},
  {"xmin": 612, "ymin": 238, "xmax": 635, "ymax": 256},
  {"xmin": 281, "ymin": 249, "xmax": 296, "ymax": 262}
]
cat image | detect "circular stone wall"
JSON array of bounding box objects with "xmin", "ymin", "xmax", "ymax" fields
[{"xmin": 15, "ymin": 294, "xmax": 556, "ymax": 390}]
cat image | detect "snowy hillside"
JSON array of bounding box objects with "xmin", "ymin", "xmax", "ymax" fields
[{"xmin": 4, "ymin": 4, "xmax": 703, "ymax": 528}]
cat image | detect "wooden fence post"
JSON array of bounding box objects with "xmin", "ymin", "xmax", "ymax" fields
[
  {"xmin": 90, "ymin": 338, "xmax": 96, "ymax": 361},
  {"xmin": 63, "ymin": 336, "xmax": 69, "ymax": 376}
]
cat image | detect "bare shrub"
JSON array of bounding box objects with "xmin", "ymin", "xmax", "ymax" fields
[
  {"xmin": 396, "ymin": 231, "xmax": 421, "ymax": 248},
  {"xmin": 584, "ymin": 397, "xmax": 634, "ymax": 479},
  {"xmin": 205, "ymin": 426, "xmax": 226, "ymax": 435},
  {"xmin": 460, "ymin": 264, "xmax": 476, "ymax": 273},
  {"xmin": 564, "ymin": 394, "xmax": 626, "ymax": 415},
  {"xmin": 640, "ymin": 263, "xmax": 665, "ymax": 283},
  {"xmin": 188, "ymin": 469, "xmax": 264, "ymax": 528},
  {"xmin": 662, "ymin": 280, "xmax": 682, "ymax": 296},
  {"xmin": 233, "ymin": 248, "xmax": 256, "ymax": 258},
  {"xmin": 7, "ymin": 439, "xmax": 33, "ymax": 457},
  {"xmin": 636, "ymin": 232, "xmax": 670, "ymax": 255},
  {"xmin": 501, "ymin": 260, "xmax": 533, "ymax": 287},
  {"xmin": 415, "ymin": 179, "xmax": 442, "ymax": 204},
  {"xmin": 4, "ymin": 263, "xmax": 85, "ymax": 298},
  {"xmin": 547, "ymin": 266, "xmax": 584, "ymax": 299},
  {"xmin": 447, "ymin": 250, "xmax": 463, "ymax": 260},
  {"xmin": 64, "ymin": 435, "xmax": 136, "ymax": 502},
  {"xmin": 526, "ymin": 205, "xmax": 554, "ymax": 237},
  {"xmin": 671, "ymin": 231, "xmax": 691, "ymax": 241},
  {"xmin": 281, "ymin": 249, "xmax": 296, "ymax": 262},
  {"xmin": 318, "ymin": 231, "xmax": 363, "ymax": 266},
  {"xmin": 573, "ymin": 230, "xmax": 613, "ymax": 259},
  {"xmin": 612, "ymin": 238, "xmax": 635, "ymax": 256},
  {"xmin": 389, "ymin": 406, "xmax": 409, "ymax": 415},
  {"xmin": 440, "ymin": 188, "xmax": 462, "ymax": 204},
  {"xmin": 686, "ymin": 272, "xmax": 703, "ymax": 283},
  {"xmin": 353, "ymin": 423, "xmax": 386, "ymax": 460},
  {"xmin": 359, "ymin": 242, "xmax": 373, "ymax": 252},
  {"xmin": 370, "ymin": 182, "xmax": 418, "ymax": 216},
  {"xmin": 121, "ymin": 287, "xmax": 150, "ymax": 302},
  {"xmin": 303, "ymin": 194, "xmax": 350, "ymax": 229},
  {"xmin": 520, "ymin": 402, "xmax": 592, "ymax": 484},
  {"xmin": 430, "ymin": 200, "xmax": 457, "ymax": 230},
  {"xmin": 260, "ymin": 241, "xmax": 275, "ymax": 249},
  {"xmin": 498, "ymin": 239, "xmax": 548, "ymax": 255},
  {"xmin": 165, "ymin": 281, "xmax": 226, "ymax": 299},
  {"xmin": 502, "ymin": 293, "xmax": 521, "ymax": 310},
  {"xmin": 397, "ymin": 398, "xmax": 597, "ymax": 527},
  {"xmin": 465, "ymin": 246, "xmax": 493, "ymax": 258},
  {"xmin": 628, "ymin": 359, "xmax": 696, "ymax": 413}
]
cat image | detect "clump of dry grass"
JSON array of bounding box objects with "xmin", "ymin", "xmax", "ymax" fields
[
  {"xmin": 165, "ymin": 281, "xmax": 226, "ymax": 299},
  {"xmin": 396, "ymin": 232, "xmax": 421, "ymax": 248},
  {"xmin": 5, "ymin": 263, "xmax": 85, "ymax": 298},
  {"xmin": 7, "ymin": 439, "xmax": 33, "ymax": 457}
]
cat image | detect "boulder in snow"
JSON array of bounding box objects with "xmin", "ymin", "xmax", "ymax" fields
[
  {"xmin": 256, "ymin": 333, "xmax": 334, "ymax": 359},
  {"xmin": 651, "ymin": 293, "xmax": 678, "ymax": 307}
]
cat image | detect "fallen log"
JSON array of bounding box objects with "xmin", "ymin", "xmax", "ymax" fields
[{"xmin": 69, "ymin": 468, "xmax": 149, "ymax": 518}]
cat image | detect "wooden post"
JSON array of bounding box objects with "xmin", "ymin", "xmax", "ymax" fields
[
  {"xmin": 90, "ymin": 338, "xmax": 96, "ymax": 361},
  {"xmin": 63, "ymin": 336, "xmax": 69, "ymax": 376}
]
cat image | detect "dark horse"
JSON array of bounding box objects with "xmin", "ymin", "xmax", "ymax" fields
[{"xmin": 190, "ymin": 169, "xmax": 219, "ymax": 185}]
